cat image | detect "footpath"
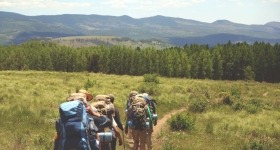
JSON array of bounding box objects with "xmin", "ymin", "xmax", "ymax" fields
[{"xmin": 124, "ymin": 106, "xmax": 187, "ymax": 150}]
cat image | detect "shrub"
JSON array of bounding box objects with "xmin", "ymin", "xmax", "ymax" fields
[
  {"xmin": 84, "ymin": 79, "xmax": 96, "ymax": 90},
  {"xmin": 143, "ymin": 73, "xmax": 159, "ymax": 84},
  {"xmin": 189, "ymin": 100, "xmax": 208, "ymax": 113},
  {"xmin": 219, "ymin": 92, "xmax": 233, "ymax": 105},
  {"xmin": 137, "ymin": 82, "xmax": 161, "ymax": 96},
  {"xmin": 245, "ymin": 104, "xmax": 260, "ymax": 114},
  {"xmin": 232, "ymin": 101, "xmax": 245, "ymax": 111},
  {"xmin": 169, "ymin": 112, "xmax": 195, "ymax": 131},
  {"xmin": 231, "ymin": 87, "xmax": 241, "ymax": 99}
]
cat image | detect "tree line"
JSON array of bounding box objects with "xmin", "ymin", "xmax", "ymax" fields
[{"xmin": 0, "ymin": 40, "xmax": 279, "ymax": 83}]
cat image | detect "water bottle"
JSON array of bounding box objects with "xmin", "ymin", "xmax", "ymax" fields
[
  {"xmin": 146, "ymin": 118, "xmax": 150, "ymax": 128},
  {"xmin": 152, "ymin": 114, "xmax": 158, "ymax": 120},
  {"xmin": 146, "ymin": 121, "xmax": 150, "ymax": 128},
  {"xmin": 128, "ymin": 120, "xmax": 132, "ymax": 128}
]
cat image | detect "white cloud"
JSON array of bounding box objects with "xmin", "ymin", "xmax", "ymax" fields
[
  {"xmin": 161, "ymin": 0, "xmax": 192, "ymax": 7},
  {"xmin": 101, "ymin": 0, "xmax": 137, "ymax": 8},
  {"xmin": 270, "ymin": 0, "xmax": 280, "ymax": 2},
  {"xmin": 0, "ymin": 0, "xmax": 93, "ymax": 9},
  {"xmin": 236, "ymin": 1, "xmax": 245, "ymax": 6},
  {"xmin": 218, "ymin": 4, "xmax": 227, "ymax": 8},
  {"xmin": 191, "ymin": 0, "xmax": 205, "ymax": 2}
]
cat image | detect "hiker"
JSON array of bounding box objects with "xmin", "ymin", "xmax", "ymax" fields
[
  {"xmin": 142, "ymin": 93, "xmax": 157, "ymax": 150},
  {"xmin": 108, "ymin": 94, "xmax": 124, "ymax": 150},
  {"xmin": 125, "ymin": 94, "xmax": 150, "ymax": 150},
  {"xmin": 91, "ymin": 94, "xmax": 123, "ymax": 150},
  {"xmin": 78, "ymin": 90, "xmax": 112, "ymax": 128},
  {"xmin": 124, "ymin": 91, "xmax": 139, "ymax": 139},
  {"xmin": 54, "ymin": 92, "xmax": 102, "ymax": 150}
]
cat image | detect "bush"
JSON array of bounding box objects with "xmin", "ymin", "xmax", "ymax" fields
[
  {"xmin": 169, "ymin": 112, "xmax": 195, "ymax": 131},
  {"xmin": 219, "ymin": 92, "xmax": 233, "ymax": 105},
  {"xmin": 189, "ymin": 100, "xmax": 208, "ymax": 113},
  {"xmin": 143, "ymin": 73, "xmax": 159, "ymax": 84},
  {"xmin": 137, "ymin": 82, "xmax": 161, "ymax": 96},
  {"xmin": 232, "ymin": 101, "xmax": 245, "ymax": 111}
]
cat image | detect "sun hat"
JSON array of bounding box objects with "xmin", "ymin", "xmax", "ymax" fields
[{"xmin": 78, "ymin": 89, "xmax": 93, "ymax": 101}]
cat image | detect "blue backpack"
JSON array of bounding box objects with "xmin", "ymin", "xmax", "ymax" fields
[{"xmin": 54, "ymin": 100, "xmax": 98, "ymax": 150}]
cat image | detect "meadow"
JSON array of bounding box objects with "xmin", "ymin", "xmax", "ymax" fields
[{"xmin": 0, "ymin": 71, "xmax": 280, "ymax": 150}]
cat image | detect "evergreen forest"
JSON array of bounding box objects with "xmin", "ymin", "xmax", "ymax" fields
[{"xmin": 0, "ymin": 40, "xmax": 279, "ymax": 83}]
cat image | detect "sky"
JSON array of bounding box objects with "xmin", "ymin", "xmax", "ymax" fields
[{"xmin": 0, "ymin": 0, "xmax": 279, "ymax": 25}]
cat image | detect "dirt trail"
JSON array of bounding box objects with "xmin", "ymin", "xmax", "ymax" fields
[{"xmin": 124, "ymin": 106, "xmax": 187, "ymax": 149}]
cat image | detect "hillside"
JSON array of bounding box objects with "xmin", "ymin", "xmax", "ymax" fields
[{"xmin": 0, "ymin": 11, "xmax": 280, "ymax": 46}]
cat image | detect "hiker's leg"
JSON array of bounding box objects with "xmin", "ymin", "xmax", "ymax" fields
[
  {"xmin": 132, "ymin": 130, "xmax": 140, "ymax": 149},
  {"xmin": 146, "ymin": 129, "xmax": 152, "ymax": 150},
  {"xmin": 139, "ymin": 130, "xmax": 146, "ymax": 150}
]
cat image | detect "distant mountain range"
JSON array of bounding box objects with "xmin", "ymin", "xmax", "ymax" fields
[{"xmin": 0, "ymin": 11, "xmax": 280, "ymax": 47}]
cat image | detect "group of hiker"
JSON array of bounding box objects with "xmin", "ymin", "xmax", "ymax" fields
[{"xmin": 53, "ymin": 89, "xmax": 157, "ymax": 150}]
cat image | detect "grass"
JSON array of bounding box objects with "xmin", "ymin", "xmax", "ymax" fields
[
  {"xmin": 0, "ymin": 71, "xmax": 280, "ymax": 150},
  {"xmin": 52, "ymin": 35, "xmax": 174, "ymax": 50}
]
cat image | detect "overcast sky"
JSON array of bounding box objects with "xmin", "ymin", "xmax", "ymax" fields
[{"xmin": 0, "ymin": 0, "xmax": 279, "ymax": 25}]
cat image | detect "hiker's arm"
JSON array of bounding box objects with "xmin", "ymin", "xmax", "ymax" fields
[
  {"xmin": 114, "ymin": 108, "xmax": 124, "ymax": 131},
  {"xmin": 113, "ymin": 126, "xmax": 123, "ymax": 146},
  {"xmin": 95, "ymin": 133, "xmax": 101, "ymax": 150},
  {"xmin": 86, "ymin": 106, "xmax": 101, "ymax": 117}
]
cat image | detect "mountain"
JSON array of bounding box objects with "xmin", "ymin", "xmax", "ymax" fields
[{"xmin": 0, "ymin": 11, "xmax": 279, "ymax": 46}]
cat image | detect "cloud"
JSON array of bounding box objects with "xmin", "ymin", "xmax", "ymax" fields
[
  {"xmin": 236, "ymin": 1, "xmax": 245, "ymax": 6},
  {"xmin": 0, "ymin": 0, "xmax": 93, "ymax": 10},
  {"xmin": 270, "ymin": 0, "xmax": 280, "ymax": 2},
  {"xmin": 191, "ymin": 0, "xmax": 205, "ymax": 2},
  {"xmin": 101, "ymin": 0, "xmax": 137, "ymax": 8},
  {"xmin": 218, "ymin": 4, "xmax": 227, "ymax": 8},
  {"xmin": 101, "ymin": 0, "xmax": 192, "ymax": 9}
]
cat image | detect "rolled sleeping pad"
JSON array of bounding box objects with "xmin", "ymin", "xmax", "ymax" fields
[{"xmin": 98, "ymin": 132, "xmax": 112, "ymax": 142}]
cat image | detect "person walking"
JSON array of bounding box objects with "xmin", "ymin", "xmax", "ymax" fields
[
  {"xmin": 108, "ymin": 94, "xmax": 124, "ymax": 150},
  {"xmin": 125, "ymin": 95, "xmax": 149, "ymax": 150},
  {"xmin": 142, "ymin": 93, "xmax": 157, "ymax": 150}
]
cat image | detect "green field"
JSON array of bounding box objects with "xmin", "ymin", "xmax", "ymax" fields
[
  {"xmin": 0, "ymin": 71, "xmax": 280, "ymax": 150},
  {"xmin": 52, "ymin": 36, "xmax": 174, "ymax": 50}
]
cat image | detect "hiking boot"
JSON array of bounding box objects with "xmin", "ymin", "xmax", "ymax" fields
[{"xmin": 98, "ymin": 115, "xmax": 112, "ymax": 128}]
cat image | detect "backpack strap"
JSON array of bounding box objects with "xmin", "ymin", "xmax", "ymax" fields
[{"xmin": 147, "ymin": 106, "xmax": 153, "ymax": 129}]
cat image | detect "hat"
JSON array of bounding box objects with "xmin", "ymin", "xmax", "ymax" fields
[{"xmin": 78, "ymin": 89, "xmax": 93, "ymax": 101}]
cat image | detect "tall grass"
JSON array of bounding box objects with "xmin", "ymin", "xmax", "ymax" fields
[{"xmin": 1, "ymin": 71, "xmax": 280, "ymax": 149}]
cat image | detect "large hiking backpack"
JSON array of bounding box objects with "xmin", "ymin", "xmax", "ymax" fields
[
  {"xmin": 54, "ymin": 100, "xmax": 98, "ymax": 150},
  {"xmin": 127, "ymin": 95, "xmax": 147, "ymax": 131},
  {"xmin": 126, "ymin": 91, "xmax": 139, "ymax": 112},
  {"xmin": 92, "ymin": 95, "xmax": 115, "ymax": 116}
]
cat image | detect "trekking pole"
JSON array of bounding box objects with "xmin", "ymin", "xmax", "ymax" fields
[{"xmin": 122, "ymin": 130, "xmax": 125, "ymax": 150}]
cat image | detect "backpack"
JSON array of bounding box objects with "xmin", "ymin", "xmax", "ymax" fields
[
  {"xmin": 93, "ymin": 95, "xmax": 115, "ymax": 116},
  {"xmin": 54, "ymin": 100, "xmax": 98, "ymax": 150},
  {"xmin": 142, "ymin": 94, "xmax": 157, "ymax": 115},
  {"xmin": 126, "ymin": 91, "xmax": 139, "ymax": 112},
  {"xmin": 91, "ymin": 101, "xmax": 107, "ymax": 116},
  {"xmin": 127, "ymin": 95, "xmax": 147, "ymax": 131}
]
